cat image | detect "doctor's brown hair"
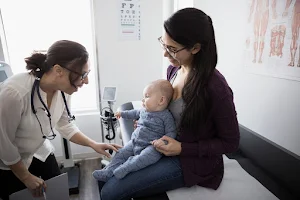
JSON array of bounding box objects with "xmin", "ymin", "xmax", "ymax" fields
[{"xmin": 25, "ymin": 40, "xmax": 89, "ymax": 85}]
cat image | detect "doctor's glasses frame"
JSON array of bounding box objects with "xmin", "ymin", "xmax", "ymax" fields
[{"xmin": 60, "ymin": 66, "xmax": 91, "ymax": 80}]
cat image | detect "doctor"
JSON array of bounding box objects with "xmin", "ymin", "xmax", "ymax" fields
[{"xmin": 0, "ymin": 40, "xmax": 121, "ymax": 200}]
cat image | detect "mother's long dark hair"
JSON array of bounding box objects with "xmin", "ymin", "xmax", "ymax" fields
[{"xmin": 164, "ymin": 8, "xmax": 217, "ymax": 132}]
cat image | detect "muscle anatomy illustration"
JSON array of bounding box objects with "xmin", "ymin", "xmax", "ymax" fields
[
  {"xmin": 288, "ymin": 0, "xmax": 300, "ymax": 67},
  {"xmin": 248, "ymin": 0, "xmax": 270, "ymax": 63},
  {"xmin": 269, "ymin": 0, "xmax": 291, "ymax": 58}
]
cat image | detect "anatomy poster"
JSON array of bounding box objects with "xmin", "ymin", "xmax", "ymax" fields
[
  {"xmin": 118, "ymin": 0, "xmax": 141, "ymax": 41},
  {"xmin": 244, "ymin": 0, "xmax": 300, "ymax": 81}
]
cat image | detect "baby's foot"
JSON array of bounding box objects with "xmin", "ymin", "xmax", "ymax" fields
[{"xmin": 92, "ymin": 169, "xmax": 113, "ymax": 182}]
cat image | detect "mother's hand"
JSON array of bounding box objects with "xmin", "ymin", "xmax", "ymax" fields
[{"xmin": 152, "ymin": 136, "xmax": 181, "ymax": 156}]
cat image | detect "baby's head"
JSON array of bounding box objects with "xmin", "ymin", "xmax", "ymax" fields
[{"xmin": 142, "ymin": 79, "xmax": 173, "ymax": 112}]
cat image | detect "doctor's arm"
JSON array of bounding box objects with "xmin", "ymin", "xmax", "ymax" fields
[
  {"xmin": 55, "ymin": 95, "xmax": 121, "ymax": 158},
  {"xmin": 0, "ymin": 88, "xmax": 45, "ymax": 197},
  {"xmin": 69, "ymin": 132, "xmax": 121, "ymax": 158}
]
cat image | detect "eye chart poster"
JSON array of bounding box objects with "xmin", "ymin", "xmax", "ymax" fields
[{"xmin": 118, "ymin": 0, "xmax": 141, "ymax": 41}]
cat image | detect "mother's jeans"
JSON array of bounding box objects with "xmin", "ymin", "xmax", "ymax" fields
[{"xmin": 99, "ymin": 156, "xmax": 184, "ymax": 200}]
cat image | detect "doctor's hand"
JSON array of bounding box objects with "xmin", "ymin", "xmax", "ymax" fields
[
  {"xmin": 152, "ymin": 136, "xmax": 181, "ymax": 156},
  {"xmin": 91, "ymin": 142, "xmax": 122, "ymax": 158},
  {"xmin": 22, "ymin": 174, "xmax": 47, "ymax": 198}
]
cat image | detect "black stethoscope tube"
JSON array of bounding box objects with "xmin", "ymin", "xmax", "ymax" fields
[{"xmin": 30, "ymin": 77, "xmax": 75, "ymax": 140}]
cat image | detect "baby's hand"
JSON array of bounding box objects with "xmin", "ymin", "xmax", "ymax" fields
[
  {"xmin": 115, "ymin": 112, "xmax": 121, "ymax": 119},
  {"xmin": 151, "ymin": 139, "xmax": 167, "ymax": 148}
]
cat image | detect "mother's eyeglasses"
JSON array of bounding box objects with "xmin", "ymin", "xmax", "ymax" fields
[
  {"xmin": 158, "ymin": 36, "xmax": 186, "ymax": 58},
  {"xmin": 61, "ymin": 66, "xmax": 90, "ymax": 80}
]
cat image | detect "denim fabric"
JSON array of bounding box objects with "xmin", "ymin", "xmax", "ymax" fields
[{"xmin": 99, "ymin": 156, "xmax": 184, "ymax": 200}]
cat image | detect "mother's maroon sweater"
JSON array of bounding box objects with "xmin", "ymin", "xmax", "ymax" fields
[{"xmin": 167, "ymin": 65, "xmax": 240, "ymax": 190}]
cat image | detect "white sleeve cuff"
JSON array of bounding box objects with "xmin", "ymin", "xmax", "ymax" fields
[{"xmin": 56, "ymin": 123, "xmax": 80, "ymax": 140}]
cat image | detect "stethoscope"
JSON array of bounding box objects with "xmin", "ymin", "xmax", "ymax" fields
[{"xmin": 30, "ymin": 68, "xmax": 75, "ymax": 140}]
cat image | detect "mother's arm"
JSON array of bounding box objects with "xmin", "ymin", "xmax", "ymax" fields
[
  {"xmin": 154, "ymin": 93, "xmax": 240, "ymax": 157},
  {"xmin": 180, "ymin": 94, "xmax": 240, "ymax": 157}
]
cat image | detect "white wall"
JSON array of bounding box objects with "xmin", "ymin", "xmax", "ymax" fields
[
  {"xmin": 53, "ymin": 0, "xmax": 164, "ymax": 158},
  {"xmin": 194, "ymin": 0, "xmax": 300, "ymax": 156},
  {"xmin": 94, "ymin": 0, "xmax": 163, "ymax": 110}
]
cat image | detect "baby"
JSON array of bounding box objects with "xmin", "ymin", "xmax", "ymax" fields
[{"xmin": 93, "ymin": 79, "xmax": 176, "ymax": 181}]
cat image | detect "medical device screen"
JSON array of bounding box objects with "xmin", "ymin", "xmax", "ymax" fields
[{"xmin": 103, "ymin": 87, "xmax": 117, "ymax": 102}]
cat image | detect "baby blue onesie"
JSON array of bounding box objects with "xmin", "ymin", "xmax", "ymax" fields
[{"xmin": 93, "ymin": 108, "xmax": 176, "ymax": 181}]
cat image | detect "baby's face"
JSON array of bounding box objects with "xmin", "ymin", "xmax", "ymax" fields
[{"xmin": 142, "ymin": 85, "xmax": 163, "ymax": 112}]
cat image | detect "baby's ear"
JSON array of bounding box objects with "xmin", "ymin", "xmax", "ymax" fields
[{"xmin": 159, "ymin": 96, "xmax": 166, "ymax": 105}]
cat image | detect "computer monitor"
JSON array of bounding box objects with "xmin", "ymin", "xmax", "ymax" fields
[
  {"xmin": 0, "ymin": 61, "xmax": 12, "ymax": 82},
  {"xmin": 102, "ymin": 86, "xmax": 117, "ymax": 102}
]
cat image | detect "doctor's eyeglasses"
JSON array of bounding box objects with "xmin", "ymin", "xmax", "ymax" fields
[
  {"xmin": 158, "ymin": 36, "xmax": 187, "ymax": 58},
  {"xmin": 61, "ymin": 66, "xmax": 91, "ymax": 80}
]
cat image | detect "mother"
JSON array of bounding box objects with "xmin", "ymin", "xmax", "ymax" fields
[{"xmin": 99, "ymin": 8, "xmax": 240, "ymax": 200}]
